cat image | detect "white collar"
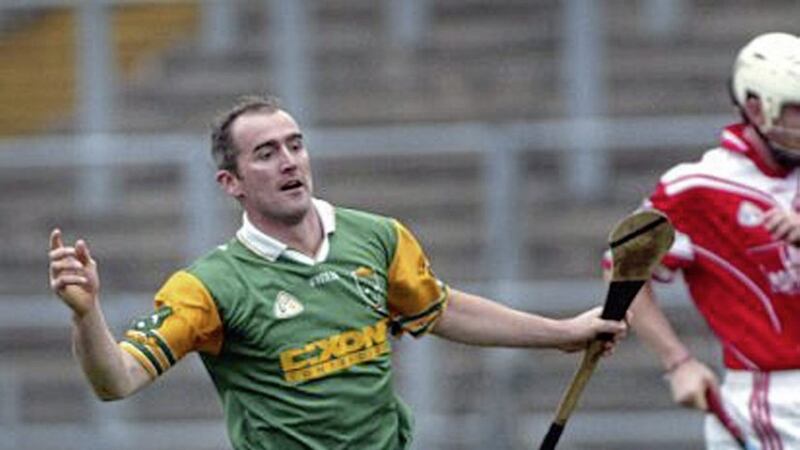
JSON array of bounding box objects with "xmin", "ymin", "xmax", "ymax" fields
[{"xmin": 236, "ymin": 198, "xmax": 336, "ymax": 265}]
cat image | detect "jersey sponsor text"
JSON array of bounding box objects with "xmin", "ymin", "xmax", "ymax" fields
[{"xmin": 280, "ymin": 319, "xmax": 389, "ymax": 383}]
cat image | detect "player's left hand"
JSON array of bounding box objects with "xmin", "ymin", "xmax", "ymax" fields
[
  {"xmin": 666, "ymin": 358, "xmax": 718, "ymax": 411},
  {"xmin": 764, "ymin": 208, "xmax": 800, "ymax": 246}
]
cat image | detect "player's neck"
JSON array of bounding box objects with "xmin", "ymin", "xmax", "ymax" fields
[
  {"xmin": 247, "ymin": 207, "xmax": 324, "ymax": 258},
  {"xmin": 743, "ymin": 125, "xmax": 784, "ymax": 172}
]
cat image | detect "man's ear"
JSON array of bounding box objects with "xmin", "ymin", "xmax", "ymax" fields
[
  {"xmin": 216, "ymin": 170, "xmax": 244, "ymax": 199},
  {"xmin": 744, "ymin": 96, "xmax": 766, "ymax": 127}
]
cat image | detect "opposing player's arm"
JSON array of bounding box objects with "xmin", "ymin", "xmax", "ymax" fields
[
  {"xmin": 627, "ymin": 282, "xmax": 691, "ymax": 369},
  {"xmin": 628, "ymin": 281, "xmax": 718, "ymax": 410}
]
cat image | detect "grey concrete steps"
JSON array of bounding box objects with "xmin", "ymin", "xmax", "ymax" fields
[
  {"xmin": 0, "ymin": 253, "xmax": 181, "ymax": 296},
  {"xmin": 319, "ymin": 51, "xmax": 556, "ymax": 92},
  {"xmin": 318, "ymin": 88, "xmax": 551, "ymax": 124},
  {"xmin": 112, "ymin": 0, "xmax": 775, "ymax": 130},
  {"xmin": 437, "ymin": 311, "xmax": 719, "ymax": 415},
  {"xmin": 330, "ymin": 178, "xmax": 478, "ymax": 228},
  {"xmin": 687, "ymin": 3, "xmax": 800, "ymax": 42},
  {"xmin": 608, "ymin": 47, "xmax": 731, "ymax": 81},
  {"xmin": 431, "ymin": 0, "xmax": 552, "ymax": 18},
  {"xmin": 427, "ymin": 15, "xmax": 556, "ymax": 53}
]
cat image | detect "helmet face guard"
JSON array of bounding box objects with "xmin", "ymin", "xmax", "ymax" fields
[{"xmin": 732, "ymin": 33, "xmax": 800, "ymax": 162}]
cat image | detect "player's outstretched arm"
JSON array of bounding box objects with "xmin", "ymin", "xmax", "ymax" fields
[
  {"xmin": 431, "ymin": 289, "xmax": 627, "ymax": 354},
  {"xmin": 629, "ymin": 281, "xmax": 718, "ymax": 410},
  {"xmin": 49, "ymin": 229, "xmax": 152, "ymax": 400}
]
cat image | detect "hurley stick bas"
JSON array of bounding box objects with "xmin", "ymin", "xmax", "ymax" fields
[{"xmin": 539, "ymin": 210, "xmax": 675, "ymax": 450}]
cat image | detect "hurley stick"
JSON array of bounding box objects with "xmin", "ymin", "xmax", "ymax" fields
[{"xmin": 539, "ymin": 210, "xmax": 675, "ymax": 450}]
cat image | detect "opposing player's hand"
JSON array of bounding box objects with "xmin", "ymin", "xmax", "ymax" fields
[
  {"xmin": 558, "ymin": 306, "xmax": 629, "ymax": 355},
  {"xmin": 764, "ymin": 208, "xmax": 800, "ymax": 246},
  {"xmin": 49, "ymin": 228, "xmax": 100, "ymax": 318},
  {"xmin": 665, "ymin": 358, "xmax": 718, "ymax": 411}
]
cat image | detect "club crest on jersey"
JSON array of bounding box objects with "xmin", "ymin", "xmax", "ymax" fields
[
  {"xmin": 274, "ymin": 291, "xmax": 304, "ymax": 319},
  {"xmin": 130, "ymin": 306, "xmax": 173, "ymax": 332},
  {"xmin": 737, "ymin": 201, "xmax": 764, "ymax": 227},
  {"xmin": 351, "ymin": 266, "xmax": 387, "ymax": 314}
]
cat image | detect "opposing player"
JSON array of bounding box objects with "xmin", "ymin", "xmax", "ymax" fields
[
  {"xmin": 49, "ymin": 95, "xmax": 628, "ymax": 450},
  {"xmin": 620, "ymin": 32, "xmax": 800, "ymax": 449}
]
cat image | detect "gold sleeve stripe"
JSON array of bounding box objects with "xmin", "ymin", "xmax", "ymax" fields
[
  {"xmin": 119, "ymin": 341, "xmax": 159, "ymax": 379},
  {"xmin": 149, "ymin": 330, "xmax": 177, "ymax": 366},
  {"xmin": 405, "ymin": 287, "xmax": 450, "ymax": 337},
  {"xmin": 409, "ymin": 320, "xmax": 436, "ymax": 337},
  {"xmin": 403, "ymin": 311, "xmax": 439, "ymax": 333},
  {"xmin": 124, "ymin": 339, "xmax": 165, "ymax": 375},
  {"xmin": 396, "ymin": 295, "xmax": 446, "ymax": 324},
  {"xmin": 425, "ymin": 286, "xmax": 450, "ymax": 335},
  {"xmin": 145, "ymin": 336, "xmax": 171, "ymax": 371},
  {"xmin": 123, "ymin": 329, "xmax": 173, "ymax": 371},
  {"xmin": 125, "ymin": 329, "xmax": 147, "ymax": 340}
]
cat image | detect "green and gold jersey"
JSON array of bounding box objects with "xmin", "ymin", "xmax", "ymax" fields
[{"xmin": 120, "ymin": 200, "xmax": 448, "ymax": 450}]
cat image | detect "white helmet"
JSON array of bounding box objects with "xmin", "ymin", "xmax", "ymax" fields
[{"xmin": 732, "ymin": 32, "xmax": 800, "ymax": 130}]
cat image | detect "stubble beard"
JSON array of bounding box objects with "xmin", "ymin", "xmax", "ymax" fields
[{"xmin": 266, "ymin": 193, "xmax": 312, "ymax": 226}]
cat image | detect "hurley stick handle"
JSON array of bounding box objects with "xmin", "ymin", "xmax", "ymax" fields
[
  {"xmin": 552, "ymin": 340, "xmax": 605, "ymax": 424},
  {"xmin": 539, "ymin": 340, "xmax": 605, "ymax": 450}
]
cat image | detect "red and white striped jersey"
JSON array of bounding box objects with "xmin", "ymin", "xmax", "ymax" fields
[{"xmin": 647, "ymin": 123, "xmax": 800, "ymax": 371}]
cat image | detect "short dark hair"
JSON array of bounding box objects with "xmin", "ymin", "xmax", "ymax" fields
[{"xmin": 210, "ymin": 95, "xmax": 282, "ymax": 174}]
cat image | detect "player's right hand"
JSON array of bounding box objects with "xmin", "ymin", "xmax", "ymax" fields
[
  {"xmin": 49, "ymin": 228, "xmax": 100, "ymax": 318},
  {"xmin": 763, "ymin": 208, "xmax": 800, "ymax": 246},
  {"xmin": 558, "ymin": 306, "xmax": 629, "ymax": 355},
  {"xmin": 666, "ymin": 358, "xmax": 718, "ymax": 411}
]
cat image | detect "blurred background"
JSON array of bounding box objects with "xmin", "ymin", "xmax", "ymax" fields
[{"xmin": 0, "ymin": 1, "xmax": 797, "ymax": 449}]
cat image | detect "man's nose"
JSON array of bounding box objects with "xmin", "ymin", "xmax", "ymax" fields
[{"xmin": 278, "ymin": 146, "xmax": 298, "ymax": 171}]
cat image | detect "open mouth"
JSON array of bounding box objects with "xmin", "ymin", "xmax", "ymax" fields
[{"xmin": 280, "ymin": 180, "xmax": 304, "ymax": 191}]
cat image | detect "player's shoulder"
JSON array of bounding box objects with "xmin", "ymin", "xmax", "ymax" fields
[
  {"xmin": 660, "ymin": 146, "xmax": 752, "ymax": 184},
  {"xmin": 332, "ymin": 205, "xmax": 405, "ymax": 252},
  {"xmin": 654, "ymin": 146, "xmax": 776, "ymax": 205},
  {"xmin": 183, "ymin": 238, "xmax": 245, "ymax": 289},
  {"xmin": 189, "ymin": 238, "xmax": 240, "ymax": 267}
]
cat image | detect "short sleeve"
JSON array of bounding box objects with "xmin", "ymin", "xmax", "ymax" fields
[
  {"xmin": 386, "ymin": 220, "xmax": 449, "ymax": 337},
  {"xmin": 119, "ymin": 270, "xmax": 223, "ymax": 379}
]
